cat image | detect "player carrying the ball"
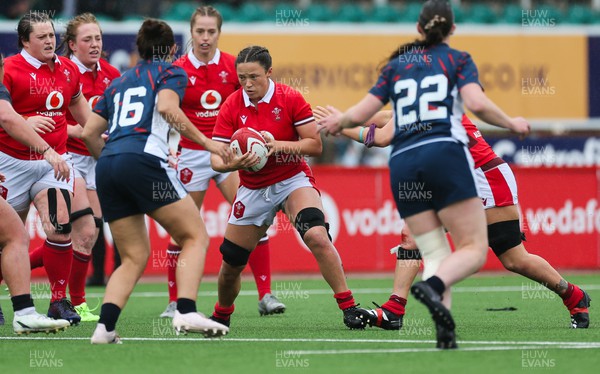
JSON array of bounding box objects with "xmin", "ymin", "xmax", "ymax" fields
[{"xmin": 209, "ymin": 46, "xmax": 369, "ymax": 330}]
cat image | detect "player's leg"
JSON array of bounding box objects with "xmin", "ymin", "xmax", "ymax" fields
[
  {"xmin": 151, "ymin": 195, "xmax": 229, "ymax": 337},
  {"xmin": 217, "ymin": 171, "xmax": 285, "ymax": 315},
  {"xmin": 283, "ymin": 186, "xmax": 368, "ymax": 329},
  {"xmin": 160, "ymin": 148, "xmax": 209, "ymax": 317},
  {"xmin": 365, "ymin": 231, "xmax": 422, "ymax": 330},
  {"xmin": 92, "ymin": 214, "xmax": 148, "ymax": 343},
  {"xmin": 68, "ymin": 176, "xmax": 99, "ymax": 321},
  {"xmin": 211, "ymin": 224, "xmax": 267, "ymax": 327},
  {"xmin": 488, "ymin": 205, "xmax": 591, "ymax": 328},
  {"xmin": 86, "ymin": 163, "xmax": 107, "ymax": 287},
  {"xmin": 159, "ymin": 189, "xmax": 207, "ymax": 318},
  {"xmin": 32, "ymin": 187, "xmax": 81, "ymax": 325},
  {"xmin": 0, "ymin": 198, "xmax": 70, "ymax": 334}
]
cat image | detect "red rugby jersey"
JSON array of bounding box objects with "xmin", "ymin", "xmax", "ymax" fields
[
  {"xmin": 462, "ymin": 114, "xmax": 497, "ymax": 168},
  {"xmin": 0, "ymin": 50, "xmax": 81, "ymax": 159},
  {"xmin": 213, "ymin": 80, "xmax": 315, "ymax": 189},
  {"xmin": 174, "ymin": 49, "xmax": 239, "ymax": 150},
  {"xmin": 66, "ymin": 56, "xmax": 120, "ymax": 155}
]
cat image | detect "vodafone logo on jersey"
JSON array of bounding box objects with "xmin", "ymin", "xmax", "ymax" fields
[
  {"xmin": 88, "ymin": 95, "xmax": 101, "ymax": 109},
  {"xmin": 45, "ymin": 91, "xmax": 64, "ymax": 110},
  {"xmin": 200, "ymin": 90, "xmax": 221, "ymax": 110}
]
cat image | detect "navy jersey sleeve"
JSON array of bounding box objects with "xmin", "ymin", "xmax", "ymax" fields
[
  {"xmin": 157, "ymin": 65, "xmax": 188, "ymax": 103},
  {"xmin": 456, "ymin": 51, "xmax": 481, "ymax": 89},
  {"xmin": 368, "ymin": 62, "xmax": 393, "ymax": 105},
  {"xmin": 0, "ymin": 83, "xmax": 12, "ymax": 103}
]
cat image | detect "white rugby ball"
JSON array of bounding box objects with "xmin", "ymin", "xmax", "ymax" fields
[{"xmin": 230, "ymin": 127, "xmax": 269, "ymax": 172}]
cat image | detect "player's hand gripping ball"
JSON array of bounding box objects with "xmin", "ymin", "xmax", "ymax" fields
[{"xmin": 230, "ymin": 127, "xmax": 269, "ymax": 172}]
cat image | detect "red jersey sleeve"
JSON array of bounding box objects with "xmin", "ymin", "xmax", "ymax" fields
[
  {"xmin": 289, "ymin": 89, "xmax": 314, "ymax": 127},
  {"xmin": 212, "ymin": 93, "xmax": 238, "ymax": 143}
]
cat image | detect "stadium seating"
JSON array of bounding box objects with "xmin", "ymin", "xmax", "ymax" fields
[
  {"xmin": 304, "ymin": 3, "xmax": 334, "ymax": 22},
  {"xmin": 371, "ymin": 5, "xmax": 401, "ymax": 23},
  {"xmin": 152, "ymin": 1, "xmax": 600, "ymax": 25},
  {"xmin": 236, "ymin": 3, "xmax": 268, "ymax": 22},
  {"xmin": 336, "ymin": 4, "xmax": 366, "ymax": 23}
]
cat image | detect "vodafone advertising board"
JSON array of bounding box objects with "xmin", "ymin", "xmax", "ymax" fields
[{"xmin": 27, "ymin": 166, "xmax": 600, "ymax": 277}]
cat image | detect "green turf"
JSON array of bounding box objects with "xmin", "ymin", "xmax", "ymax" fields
[{"xmin": 1, "ymin": 273, "xmax": 599, "ymax": 373}]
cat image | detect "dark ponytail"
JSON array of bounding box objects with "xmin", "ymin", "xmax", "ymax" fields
[
  {"xmin": 136, "ymin": 19, "xmax": 175, "ymax": 60},
  {"xmin": 380, "ymin": 0, "xmax": 454, "ymax": 72}
]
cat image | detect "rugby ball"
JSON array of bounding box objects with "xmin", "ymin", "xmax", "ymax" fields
[{"xmin": 230, "ymin": 127, "xmax": 269, "ymax": 172}]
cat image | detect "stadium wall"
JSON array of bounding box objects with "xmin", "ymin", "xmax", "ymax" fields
[{"xmin": 1, "ymin": 22, "xmax": 600, "ymax": 129}]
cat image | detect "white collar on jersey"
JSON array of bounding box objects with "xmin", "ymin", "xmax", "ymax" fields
[
  {"xmin": 20, "ymin": 49, "xmax": 61, "ymax": 69},
  {"xmin": 243, "ymin": 78, "xmax": 275, "ymax": 107},
  {"xmin": 188, "ymin": 48, "xmax": 221, "ymax": 69},
  {"xmin": 70, "ymin": 54, "xmax": 101, "ymax": 74}
]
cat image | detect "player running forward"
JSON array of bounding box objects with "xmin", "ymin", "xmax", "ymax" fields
[
  {"xmin": 208, "ymin": 46, "xmax": 369, "ymax": 331},
  {"xmin": 318, "ymin": 0, "xmax": 530, "ymax": 348},
  {"xmin": 0, "ymin": 53, "xmax": 71, "ymax": 334},
  {"xmin": 160, "ymin": 6, "xmax": 284, "ymax": 318},
  {"xmin": 82, "ymin": 19, "xmax": 232, "ymax": 344},
  {"xmin": 324, "ymin": 109, "xmax": 591, "ymax": 331},
  {"xmin": 1, "ymin": 12, "xmax": 92, "ymax": 325}
]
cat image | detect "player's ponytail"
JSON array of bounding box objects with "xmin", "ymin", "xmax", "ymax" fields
[
  {"xmin": 235, "ymin": 46, "xmax": 272, "ymax": 72},
  {"xmin": 379, "ymin": 0, "xmax": 454, "ymax": 73},
  {"xmin": 136, "ymin": 19, "xmax": 175, "ymax": 60}
]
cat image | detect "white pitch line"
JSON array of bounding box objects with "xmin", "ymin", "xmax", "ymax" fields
[
  {"xmin": 1, "ymin": 336, "xmax": 599, "ymax": 348},
  {"xmin": 4, "ymin": 284, "xmax": 600, "ymax": 300},
  {"xmin": 293, "ymin": 344, "xmax": 600, "ymax": 355}
]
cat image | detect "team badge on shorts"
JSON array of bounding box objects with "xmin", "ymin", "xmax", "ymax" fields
[
  {"xmin": 233, "ymin": 201, "xmax": 245, "ymax": 219},
  {"xmin": 179, "ymin": 168, "xmax": 193, "ymax": 184},
  {"xmin": 0, "ymin": 185, "xmax": 8, "ymax": 200}
]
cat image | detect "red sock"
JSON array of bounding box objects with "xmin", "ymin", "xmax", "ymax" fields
[
  {"xmin": 30, "ymin": 245, "xmax": 44, "ymax": 269},
  {"xmin": 166, "ymin": 243, "xmax": 181, "ymax": 303},
  {"xmin": 43, "ymin": 239, "xmax": 73, "ymax": 302},
  {"xmin": 334, "ymin": 290, "xmax": 356, "ymax": 310},
  {"xmin": 248, "ymin": 239, "xmax": 271, "ymax": 300},
  {"xmin": 212, "ymin": 302, "xmax": 235, "ymax": 321},
  {"xmin": 562, "ymin": 283, "xmax": 584, "ymax": 310},
  {"xmin": 381, "ymin": 294, "xmax": 407, "ymax": 315},
  {"xmin": 69, "ymin": 251, "xmax": 91, "ymax": 306}
]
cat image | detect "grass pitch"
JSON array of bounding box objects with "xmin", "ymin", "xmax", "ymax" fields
[{"xmin": 1, "ymin": 273, "xmax": 599, "ymax": 373}]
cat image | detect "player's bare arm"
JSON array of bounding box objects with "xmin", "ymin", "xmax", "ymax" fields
[
  {"xmin": 318, "ymin": 94, "xmax": 383, "ymax": 136},
  {"xmin": 68, "ymin": 92, "xmax": 92, "ymax": 128},
  {"xmin": 262, "ymin": 121, "xmax": 322, "ymax": 158},
  {"xmin": 67, "ymin": 124, "xmax": 84, "ymax": 139},
  {"xmin": 0, "ymin": 100, "xmax": 69, "ymax": 181},
  {"xmin": 461, "ymin": 83, "xmax": 530, "ymax": 137},
  {"xmin": 157, "ymin": 88, "xmax": 232, "ymax": 164},
  {"xmin": 81, "ymin": 112, "xmax": 108, "ymax": 159},
  {"xmin": 210, "ymin": 150, "xmax": 260, "ymax": 173}
]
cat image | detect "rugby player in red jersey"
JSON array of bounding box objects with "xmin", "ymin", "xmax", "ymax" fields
[
  {"xmin": 209, "ymin": 46, "xmax": 369, "ymax": 330},
  {"xmin": 0, "ymin": 52, "xmax": 71, "ymax": 334},
  {"xmin": 0, "ymin": 12, "xmax": 92, "ymax": 325},
  {"xmin": 161, "ymin": 6, "xmax": 284, "ymax": 318}
]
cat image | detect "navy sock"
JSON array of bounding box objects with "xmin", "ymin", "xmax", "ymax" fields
[
  {"xmin": 98, "ymin": 303, "xmax": 121, "ymax": 332},
  {"xmin": 177, "ymin": 298, "xmax": 197, "ymax": 314},
  {"xmin": 426, "ymin": 276, "xmax": 446, "ymax": 296},
  {"xmin": 11, "ymin": 294, "xmax": 34, "ymax": 312}
]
